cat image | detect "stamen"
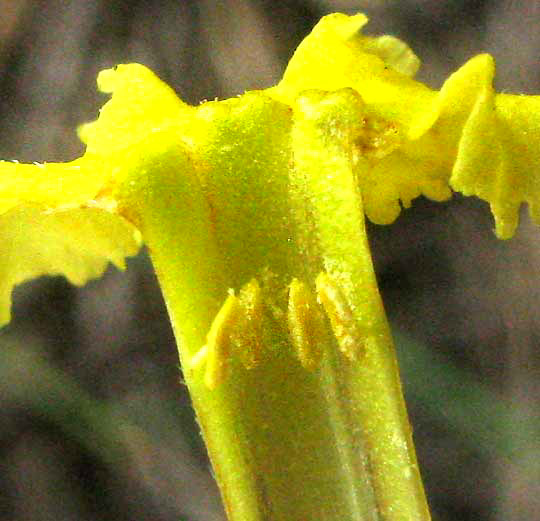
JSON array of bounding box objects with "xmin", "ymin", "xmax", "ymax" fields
[
  {"xmin": 234, "ymin": 278, "xmax": 264, "ymax": 369},
  {"xmin": 203, "ymin": 292, "xmax": 242, "ymax": 389},
  {"xmin": 315, "ymin": 272, "xmax": 363, "ymax": 361},
  {"xmin": 287, "ymin": 278, "xmax": 325, "ymax": 370}
]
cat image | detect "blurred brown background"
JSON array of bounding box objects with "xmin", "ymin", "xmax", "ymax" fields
[{"xmin": 1, "ymin": 1, "xmax": 540, "ymax": 520}]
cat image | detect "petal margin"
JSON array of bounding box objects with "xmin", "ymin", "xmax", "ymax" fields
[
  {"xmin": 79, "ymin": 63, "xmax": 192, "ymax": 158},
  {"xmin": 0, "ymin": 62, "xmax": 191, "ymax": 327},
  {"xmin": 268, "ymin": 13, "xmax": 438, "ymax": 138},
  {"xmin": 0, "ymin": 158, "xmax": 140, "ymax": 327},
  {"xmin": 0, "ymin": 203, "xmax": 141, "ymax": 326}
]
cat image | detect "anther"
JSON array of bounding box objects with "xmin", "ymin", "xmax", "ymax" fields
[
  {"xmin": 315, "ymin": 272, "xmax": 363, "ymax": 361},
  {"xmin": 234, "ymin": 279, "xmax": 264, "ymax": 369},
  {"xmin": 287, "ymin": 278, "xmax": 325, "ymax": 369},
  {"xmin": 203, "ymin": 292, "xmax": 242, "ymax": 389}
]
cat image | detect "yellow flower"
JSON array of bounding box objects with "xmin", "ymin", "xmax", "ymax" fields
[{"xmin": 2, "ymin": 14, "xmax": 538, "ymax": 328}]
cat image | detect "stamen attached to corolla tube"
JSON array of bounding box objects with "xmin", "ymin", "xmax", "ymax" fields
[
  {"xmin": 316, "ymin": 272, "xmax": 364, "ymax": 361},
  {"xmin": 203, "ymin": 292, "xmax": 242, "ymax": 390},
  {"xmin": 287, "ymin": 278, "xmax": 325, "ymax": 370}
]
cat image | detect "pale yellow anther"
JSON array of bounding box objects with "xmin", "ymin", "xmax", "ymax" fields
[
  {"xmin": 315, "ymin": 272, "xmax": 363, "ymax": 361},
  {"xmin": 234, "ymin": 278, "xmax": 264, "ymax": 369},
  {"xmin": 287, "ymin": 278, "xmax": 325, "ymax": 370},
  {"xmin": 203, "ymin": 292, "xmax": 242, "ymax": 389},
  {"xmin": 188, "ymin": 344, "xmax": 208, "ymax": 371}
]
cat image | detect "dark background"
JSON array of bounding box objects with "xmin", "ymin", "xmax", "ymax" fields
[{"xmin": 1, "ymin": 1, "xmax": 540, "ymax": 520}]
